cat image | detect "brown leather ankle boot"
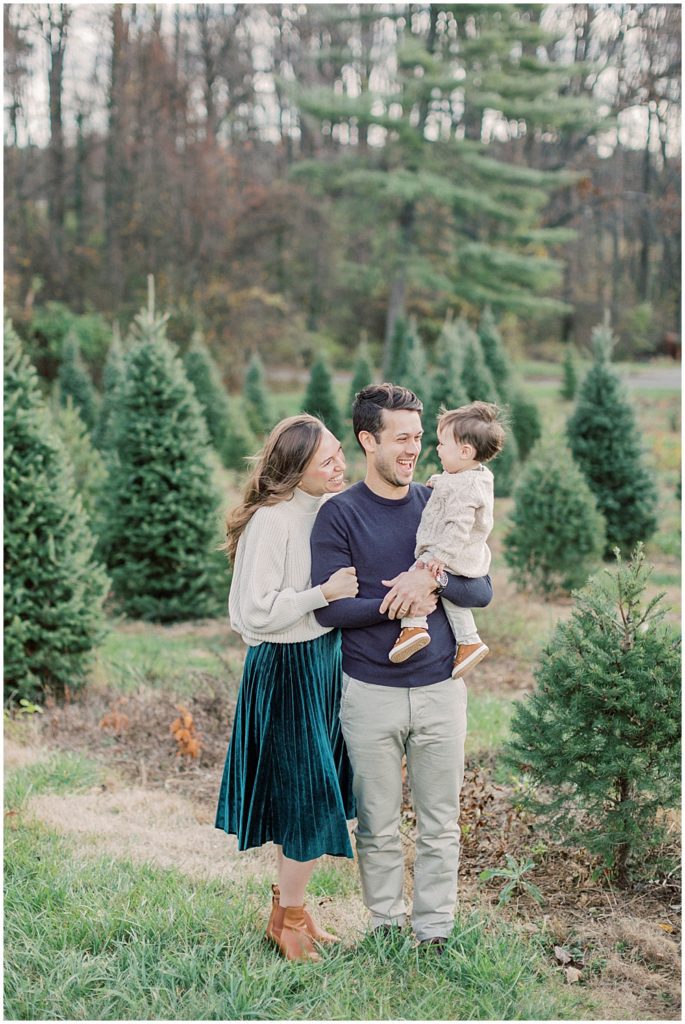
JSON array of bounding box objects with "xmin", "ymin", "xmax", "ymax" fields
[
  {"xmin": 267, "ymin": 884, "xmax": 339, "ymax": 945},
  {"xmin": 267, "ymin": 904, "xmax": 320, "ymax": 962}
]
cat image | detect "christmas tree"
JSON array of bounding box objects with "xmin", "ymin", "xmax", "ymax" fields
[
  {"xmin": 387, "ymin": 317, "xmax": 410, "ymax": 382},
  {"xmin": 400, "ymin": 319, "xmax": 428, "ymax": 397},
  {"xmin": 560, "ymin": 344, "xmax": 578, "ymax": 401},
  {"xmin": 509, "ymin": 388, "xmax": 542, "ymax": 462},
  {"xmin": 422, "ymin": 320, "xmax": 468, "ymax": 472},
  {"xmin": 478, "ymin": 306, "xmax": 513, "ymax": 399},
  {"xmin": 57, "ymin": 330, "xmax": 98, "ymax": 430},
  {"xmin": 102, "ymin": 280, "xmax": 225, "ymax": 621},
  {"xmin": 348, "ymin": 337, "xmax": 374, "ymax": 408},
  {"xmin": 504, "ymin": 439, "xmax": 606, "ymax": 594},
  {"xmin": 505, "ymin": 546, "xmax": 681, "ymax": 885},
  {"xmin": 302, "ymin": 356, "xmax": 343, "ymax": 437},
  {"xmin": 93, "ymin": 325, "xmax": 124, "ymax": 451},
  {"xmin": 243, "ymin": 352, "xmax": 272, "ymax": 437},
  {"xmin": 567, "ymin": 321, "xmax": 657, "ymax": 556},
  {"xmin": 183, "ymin": 331, "xmax": 254, "ymax": 469},
  {"xmin": 4, "ymin": 322, "xmax": 109, "ymax": 701},
  {"xmin": 51, "ymin": 396, "xmax": 107, "ymax": 533}
]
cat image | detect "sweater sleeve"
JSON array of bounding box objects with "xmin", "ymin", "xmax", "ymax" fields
[
  {"xmin": 311, "ymin": 501, "xmax": 388, "ymax": 628},
  {"xmin": 237, "ymin": 510, "xmax": 328, "ymax": 632}
]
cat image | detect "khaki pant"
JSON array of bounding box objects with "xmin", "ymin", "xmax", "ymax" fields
[{"xmin": 340, "ymin": 673, "xmax": 467, "ymax": 941}]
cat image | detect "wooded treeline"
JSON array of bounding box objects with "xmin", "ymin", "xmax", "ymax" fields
[{"xmin": 4, "ymin": 3, "xmax": 681, "ymax": 385}]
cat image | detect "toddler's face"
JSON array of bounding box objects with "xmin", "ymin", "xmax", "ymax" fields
[{"xmin": 436, "ymin": 430, "xmax": 476, "ymax": 473}]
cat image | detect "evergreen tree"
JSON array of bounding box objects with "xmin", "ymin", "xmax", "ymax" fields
[
  {"xmin": 182, "ymin": 330, "xmax": 254, "ymax": 469},
  {"xmin": 387, "ymin": 317, "xmax": 410, "ymax": 382},
  {"xmin": 4, "ymin": 323, "xmax": 109, "ymax": 701},
  {"xmin": 51, "ymin": 397, "xmax": 107, "ymax": 533},
  {"xmin": 504, "ymin": 546, "xmax": 681, "ymax": 886},
  {"xmin": 401, "ymin": 320, "xmax": 428, "ymax": 396},
  {"xmin": 422, "ymin": 320, "xmax": 468, "ymax": 473},
  {"xmin": 102, "ymin": 282, "xmax": 224, "ymax": 621},
  {"xmin": 489, "ymin": 429, "xmax": 519, "ymax": 499},
  {"xmin": 348, "ymin": 337, "xmax": 374, "ymax": 408},
  {"xmin": 93, "ymin": 326, "xmax": 125, "ymax": 451},
  {"xmin": 293, "ymin": 6, "xmax": 596, "ymax": 368},
  {"xmin": 478, "ymin": 306, "xmax": 513, "ymax": 399},
  {"xmin": 243, "ymin": 352, "xmax": 272, "ymax": 437},
  {"xmin": 457, "ymin": 318, "xmax": 499, "ymax": 404},
  {"xmin": 567, "ymin": 322, "xmax": 657, "ymax": 556},
  {"xmin": 57, "ymin": 330, "xmax": 98, "ymax": 430},
  {"xmin": 302, "ymin": 356, "xmax": 343, "ymax": 437},
  {"xmin": 560, "ymin": 344, "xmax": 578, "ymax": 400},
  {"xmin": 509, "ymin": 388, "xmax": 542, "ymax": 462},
  {"xmin": 504, "ymin": 439, "xmax": 606, "ymax": 594}
]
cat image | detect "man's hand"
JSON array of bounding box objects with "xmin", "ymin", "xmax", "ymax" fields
[{"xmin": 380, "ymin": 567, "xmax": 439, "ymax": 620}]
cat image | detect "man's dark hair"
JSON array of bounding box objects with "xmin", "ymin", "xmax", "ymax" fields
[{"xmin": 352, "ymin": 383, "xmax": 423, "ymax": 449}]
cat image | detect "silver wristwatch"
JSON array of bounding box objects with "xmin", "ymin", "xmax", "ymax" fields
[{"xmin": 433, "ymin": 570, "xmax": 449, "ymax": 595}]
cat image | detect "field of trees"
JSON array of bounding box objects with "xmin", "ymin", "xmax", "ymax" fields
[{"xmin": 4, "ymin": 4, "xmax": 681, "ymax": 1021}]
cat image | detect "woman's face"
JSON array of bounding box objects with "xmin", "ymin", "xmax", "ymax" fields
[{"xmin": 298, "ymin": 429, "xmax": 346, "ymax": 496}]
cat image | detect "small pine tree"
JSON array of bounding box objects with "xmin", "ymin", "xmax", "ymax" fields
[
  {"xmin": 504, "ymin": 439, "xmax": 606, "ymax": 594},
  {"xmin": 302, "ymin": 356, "xmax": 343, "ymax": 437},
  {"xmin": 457, "ymin": 318, "xmax": 499, "ymax": 404},
  {"xmin": 182, "ymin": 331, "xmax": 252, "ymax": 468},
  {"xmin": 102, "ymin": 281, "xmax": 224, "ymax": 621},
  {"xmin": 422, "ymin": 321, "xmax": 468, "ymax": 473},
  {"xmin": 58, "ymin": 331, "xmax": 98, "ymax": 430},
  {"xmin": 349, "ymin": 337, "xmax": 374, "ymax": 408},
  {"xmin": 4, "ymin": 323, "xmax": 109, "ymax": 701},
  {"xmin": 401, "ymin": 320, "xmax": 428, "ymax": 396},
  {"xmin": 387, "ymin": 317, "xmax": 410, "ymax": 382},
  {"xmin": 51, "ymin": 397, "xmax": 107, "ymax": 532},
  {"xmin": 509, "ymin": 388, "xmax": 542, "ymax": 462},
  {"xmin": 560, "ymin": 344, "xmax": 578, "ymax": 401},
  {"xmin": 93, "ymin": 326, "xmax": 125, "ymax": 451},
  {"xmin": 244, "ymin": 352, "xmax": 272, "ymax": 437},
  {"xmin": 504, "ymin": 546, "xmax": 681, "ymax": 886},
  {"xmin": 489, "ymin": 428, "xmax": 519, "ymax": 499},
  {"xmin": 567, "ymin": 322, "xmax": 657, "ymax": 556},
  {"xmin": 478, "ymin": 306, "xmax": 512, "ymax": 399}
]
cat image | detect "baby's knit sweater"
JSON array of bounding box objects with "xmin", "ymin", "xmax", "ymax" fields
[
  {"xmin": 228, "ymin": 486, "xmax": 331, "ymax": 646},
  {"xmin": 415, "ymin": 465, "xmax": 494, "ymax": 578}
]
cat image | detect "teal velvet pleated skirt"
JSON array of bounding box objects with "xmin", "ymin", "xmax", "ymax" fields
[{"xmin": 215, "ymin": 630, "xmax": 355, "ymax": 861}]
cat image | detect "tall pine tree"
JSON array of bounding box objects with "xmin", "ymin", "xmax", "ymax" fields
[
  {"xmin": 302, "ymin": 356, "xmax": 343, "ymax": 437},
  {"xmin": 102, "ymin": 281, "xmax": 224, "ymax": 621},
  {"xmin": 567, "ymin": 321, "xmax": 657, "ymax": 556},
  {"xmin": 4, "ymin": 323, "xmax": 109, "ymax": 701},
  {"xmin": 93, "ymin": 325, "xmax": 124, "ymax": 451}
]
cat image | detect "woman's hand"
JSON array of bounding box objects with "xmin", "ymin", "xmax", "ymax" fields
[{"xmin": 321, "ymin": 566, "xmax": 358, "ymax": 602}]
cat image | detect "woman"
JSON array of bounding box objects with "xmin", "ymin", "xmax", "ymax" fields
[{"xmin": 215, "ymin": 414, "xmax": 358, "ymax": 962}]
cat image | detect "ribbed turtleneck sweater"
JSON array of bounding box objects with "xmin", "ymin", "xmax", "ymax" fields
[{"xmin": 228, "ymin": 486, "xmax": 331, "ymax": 646}]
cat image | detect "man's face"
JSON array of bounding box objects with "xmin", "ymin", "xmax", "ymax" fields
[{"xmin": 370, "ymin": 409, "xmax": 423, "ymax": 489}]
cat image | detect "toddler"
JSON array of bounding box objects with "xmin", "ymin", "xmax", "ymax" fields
[{"xmin": 388, "ymin": 401, "xmax": 505, "ymax": 678}]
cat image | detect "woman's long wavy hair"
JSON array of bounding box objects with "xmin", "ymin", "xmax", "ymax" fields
[{"xmin": 224, "ymin": 414, "xmax": 325, "ymax": 563}]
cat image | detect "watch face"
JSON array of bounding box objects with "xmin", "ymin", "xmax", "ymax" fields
[{"xmin": 438, "ymin": 570, "xmax": 448, "ymax": 587}]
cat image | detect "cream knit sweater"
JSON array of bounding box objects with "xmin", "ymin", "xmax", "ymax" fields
[
  {"xmin": 228, "ymin": 486, "xmax": 331, "ymax": 646},
  {"xmin": 414, "ymin": 465, "xmax": 494, "ymax": 578}
]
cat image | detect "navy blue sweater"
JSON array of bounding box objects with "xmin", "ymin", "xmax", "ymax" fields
[{"xmin": 310, "ymin": 481, "xmax": 492, "ymax": 687}]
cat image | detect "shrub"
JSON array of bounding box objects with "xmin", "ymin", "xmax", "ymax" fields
[
  {"xmin": 504, "ymin": 546, "xmax": 681, "ymax": 886},
  {"xmin": 504, "ymin": 440, "xmax": 606, "ymax": 594},
  {"xmin": 101, "ymin": 284, "xmax": 225, "ymax": 621},
  {"xmin": 4, "ymin": 323, "xmax": 109, "ymax": 701},
  {"xmin": 567, "ymin": 322, "xmax": 657, "ymax": 556},
  {"xmin": 302, "ymin": 355, "xmax": 343, "ymax": 437},
  {"xmin": 509, "ymin": 388, "xmax": 541, "ymax": 462}
]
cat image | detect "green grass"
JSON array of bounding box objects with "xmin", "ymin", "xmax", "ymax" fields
[
  {"xmin": 4, "ymin": 820, "xmax": 593, "ymax": 1021},
  {"xmin": 5, "ymin": 751, "xmax": 104, "ymax": 811},
  {"xmin": 94, "ymin": 625, "xmax": 243, "ymax": 696},
  {"xmin": 466, "ymin": 694, "xmax": 516, "ymax": 757}
]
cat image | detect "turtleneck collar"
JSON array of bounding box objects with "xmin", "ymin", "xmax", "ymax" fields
[{"xmin": 292, "ymin": 485, "xmax": 327, "ymax": 514}]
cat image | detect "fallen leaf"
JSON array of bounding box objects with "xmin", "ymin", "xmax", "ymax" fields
[
  {"xmin": 658, "ymin": 922, "xmax": 674, "ymax": 933},
  {"xmin": 554, "ymin": 945, "xmax": 572, "ymax": 965},
  {"xmin": 564, "ymin": 967, "xmax": 582, "ymax": 984}
]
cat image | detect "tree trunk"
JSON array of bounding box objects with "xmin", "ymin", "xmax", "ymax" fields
[{"xmin": 638, "ymin": 106, "xmax": 654, "ymax": 302}]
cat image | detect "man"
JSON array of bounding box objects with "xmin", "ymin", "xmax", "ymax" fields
[{"xmin": 310, "ymin": 383, "xmax": 492, "ymax": 949}]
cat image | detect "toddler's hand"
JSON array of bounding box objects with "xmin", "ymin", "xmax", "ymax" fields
[{"xmin": 426, "ymin": 559, "xmax": 446, "ymax": 577}]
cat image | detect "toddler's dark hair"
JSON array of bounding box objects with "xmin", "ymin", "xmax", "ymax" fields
[{"xmin": 438, "ymin": 401, "xmax": 506, "ymax": 463}]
